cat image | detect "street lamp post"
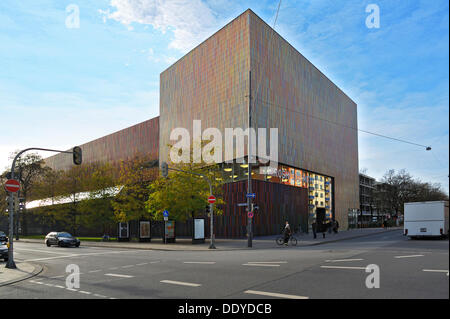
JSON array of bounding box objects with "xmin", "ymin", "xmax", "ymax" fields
[{"xmin": 5, "ymin": 147, "xmax": 80, "ymax": 269}]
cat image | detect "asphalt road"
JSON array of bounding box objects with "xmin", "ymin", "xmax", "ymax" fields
[{"xmin": 1, "ymin": 230, "xmax": 448, "ymax": 299}]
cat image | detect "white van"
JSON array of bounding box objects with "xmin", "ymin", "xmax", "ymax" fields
[{"xmin": 404, "ymin": 201, "xmax": 449, "ymax": 238}]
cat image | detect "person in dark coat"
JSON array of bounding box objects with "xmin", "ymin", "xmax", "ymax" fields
[
  {"xmin": 283, "ymin": 221, "xmax": 291, "ymax": 245},
  {"xmin": 322, "ymin": 220, "xmax": 327, "ymax": 238},
  {"xmin": 312, "ymin": 219, "xmax": 317, "ymax": 239},
  {"xmin": 333, "ymin": 220, "xmax": 339, "ymax": 234}
]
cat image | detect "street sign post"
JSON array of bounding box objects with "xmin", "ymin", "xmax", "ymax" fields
[
  {"xmin": 248, "ymin": 211, "xmax": 254, "ymax": 218},
  {"xmin": 4, "ymin": 179, "xmax": 20, "ymax": 193},
  {"xmin": 163, "ymin": 210, "xmax": 169, "ymax": 244}
]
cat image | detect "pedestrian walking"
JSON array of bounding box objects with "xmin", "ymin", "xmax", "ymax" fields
[
  {"xmin": 333, "ymin": 220, "xmax": 339, "ymax": 234},
  {"xmin": 312, "ymin": 219, "xmax": 317, "ymax": 239},
  {"xmin": 322, "ymin": 220, "xmax": 326, "ymax": 238}
]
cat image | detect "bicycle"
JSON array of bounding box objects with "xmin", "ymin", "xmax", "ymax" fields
[{"xmin": 276, "ymin": 233, "xmax": 297, "ymax": 246}]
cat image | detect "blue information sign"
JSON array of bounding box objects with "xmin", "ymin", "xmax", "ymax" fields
[
  {"xmin": 163, "ymin": 210, "xmax": 169, "ymax": 217},
  {"xmin": 246, "ymin": 193, "xmax": 256, "ymax": 199}
]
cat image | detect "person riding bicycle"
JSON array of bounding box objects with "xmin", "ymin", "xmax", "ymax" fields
[{"xmin": 283, "ymin": 221, "xmax": 292, "ymax": 246}]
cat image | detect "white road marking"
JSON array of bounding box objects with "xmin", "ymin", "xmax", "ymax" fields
[
  {"xmin": 423, "ymin": 269, "xmax": 449, "ymax": 276},
  {"xmin": 242, "ymin": 263, "xmax": 280, "ymax": 267},
  {"xmin": 50, "ymin": 275, "xmax": 65, "ymax": 279},
  {"xmin": 79, "ymin": 291, "xmax": 91, "ymax": 295},
  {"xmin": 88, "ymin": 269, "xmax": 102, "ymax": 273},
  {"xmin": 16, "ymin": 248, "xmax": 75, "ymax": 255},
  {"xmin": 22, "ymin": 250, "xmax": 130, "ymax": 262},
  {"xmin": 104, "ymin": 273, "xmax": 134, "ymax": 278},
  {"xmin": 325, "ymin": 259, "xmax": 364, "ymax": 263},
  {"xmin": 136, "ymin": 263, "xmax": 148, "ymax": 266},
  {"xmin": 394, "ymin": 255, "xmax": 424, "ymax": 259},
  {"xmin": 244, "ymin": 290, "xmax": 309, "ymax": 299},
  {"xmin": 149, "ymin": 261, "xmax": 161, "ymax": 264},
  {"xmin": 183, "ymin": 261, "xmax": 216, "ymax": 264},
  {"xmin": 160, "ymin": 280, "xmax": 201, "ymax": 287},
  {"xmin": 121, "ymin": 265, "xmax": 134, "ymax": 268},
  {"xmin": 320, "ymin": 266, "xmax": 366, "ymax": 270},
  {"xmin": 94, "ymin": 294, "xmax": 107, "ymax": 298},
  {"xmin": 66, "ymin": 288, "xmax": 77, "ymax": 291},
  {"xmin": 54, "ymin": 285, "xmax": 65, "ymax": 289},
  {"xmin": 247, "ymin": 261, "xmax": 288, "ymax": 264}
]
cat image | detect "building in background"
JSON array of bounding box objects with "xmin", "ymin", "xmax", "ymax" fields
[
  {"xmin": 359, "ymin": 173, "xmax": 376, "ymax": 224},
  {"xmin": 42, "ymin": 9, "xmax": 359, "ymax": 237}
]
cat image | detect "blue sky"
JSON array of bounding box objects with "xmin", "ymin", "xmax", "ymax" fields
[{"xmin": 0, "ymin": 0, "xmax": 448, "ymax": 192}]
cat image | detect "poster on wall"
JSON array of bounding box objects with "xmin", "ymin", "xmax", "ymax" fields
[
  {"xmin": 165, "ymin": 220, "xmax": 175, "ymax": 243},
  {"xmin": 139, "ymin": 221, "xmax": 151, "ymax": 239},
  {"xmin": 193, "ymin": 218, "xmax": 205, "ymax": 241},
  {"xmin": 119, "ymin": 222, "xmax": 129, "ymax": 238}
]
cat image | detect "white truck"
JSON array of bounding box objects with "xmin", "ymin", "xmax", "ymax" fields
[{"xmin": 404, "ymin": 201, "xmax": 449, "ymax": 238}]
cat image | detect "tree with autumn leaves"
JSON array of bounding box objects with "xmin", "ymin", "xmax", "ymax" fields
[
  {"xmin": 111, "ymin": 155, "xmax": 158, "ymax": 223},
  {"xmin": 145, "ymin": 142, "xmax": 225, "ymax": 222}
]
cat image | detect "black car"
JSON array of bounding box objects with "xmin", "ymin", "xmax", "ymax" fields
[
  {"xmin": 45, "ymin": 232, "xmax": 80, "ymax": 247},
  {"xmin": 0, "ymin": 242, "xmax": 8, "ymax": 261},
  {"xmin": 0, "ymin": 231, "xmax": 7, "ymax": 243}
]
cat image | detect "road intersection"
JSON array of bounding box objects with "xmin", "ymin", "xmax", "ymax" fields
[{"xmin": 1, "ymin": 230, "xmax": 448, "ymax": 299}]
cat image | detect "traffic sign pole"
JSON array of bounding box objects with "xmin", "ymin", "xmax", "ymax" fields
[
  {"xmin": 208, "ymin": 194, "xmax": 216, "ymax": 249},
  {"xmin": 247, "ymin": 70, "xmax": 253, "ymax": 248}
]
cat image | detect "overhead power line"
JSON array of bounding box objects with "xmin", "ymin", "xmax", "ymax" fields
[{"xmin": 254, "ymin": 97, "xmax": 432, "ymax": 151}]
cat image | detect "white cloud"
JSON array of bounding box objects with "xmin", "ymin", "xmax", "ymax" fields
[
  {"xmin": 164, "ymin": 56, "xmax": 177, "ymax": 64},
  {"xmin": 101, "ymin": 0, "xmax": 218, "ymax": 53}
]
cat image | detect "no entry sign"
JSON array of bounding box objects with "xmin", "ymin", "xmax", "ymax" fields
[
  {"xmin": 208, "ymin": 195, "xmax": 216, "ymax": 204},
  {"xmin": 4, "ymin": 179, "xmax": 20, "ymax": 193}
]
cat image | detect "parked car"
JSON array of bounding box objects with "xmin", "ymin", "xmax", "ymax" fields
[
  {"xmin": 0, "ymin": 231, "xmax": 8, "ymax": 243},
  {"xmin": 45, "ymin": 232, "xmax": 80, "ymax": 247},
  {"xmin": 0, "ymin": 242, "xmax": 8, "ymax": 261}
]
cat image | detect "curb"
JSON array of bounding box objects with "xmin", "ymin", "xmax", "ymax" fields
[
  {"xmin": 16, "ymin": 228, "xmax": 402, "ymax": 251},
  {"xmin": 0, "ymin": 262, "xmax": 44, "ymax": 287}
]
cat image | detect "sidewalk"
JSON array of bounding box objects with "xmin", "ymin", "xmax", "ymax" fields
[
  {"xmin": 0, "ymin": 262, "xmax": 43, "ymax": 287},
  {"xmin": 16, "ymin": 227, "xmax": 402, "ymax": 251}
]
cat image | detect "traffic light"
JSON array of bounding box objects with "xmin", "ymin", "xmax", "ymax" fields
[
  {"xmin": 73, "ymin": 146, "xmax": 82, "ymax": 165},
  {"xmin": 161, "ymin": 162, "xmax": 168, "ymax": 178},
  {"xmin": 19, "ymin": 198, "xmax": 25, "ymax": 211}
]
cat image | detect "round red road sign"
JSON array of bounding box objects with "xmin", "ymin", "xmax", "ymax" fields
[
  {"xmin": 248, "ymin": 211, "xmax": 254, "ymax": 218},
  {"xmin": 5, "ymin": 179, "xmax": 20, "ymax": 193},
  {"xmin": 208, "ymin": 195, "xmax": 216, "ymax": 204}
]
